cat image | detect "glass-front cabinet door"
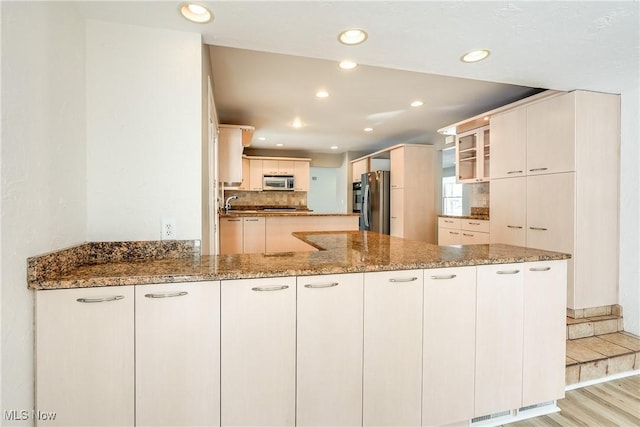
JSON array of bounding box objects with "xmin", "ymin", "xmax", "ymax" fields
[{"xmin": 455, "ymin": 125, "xmax": 490, "ymax": 183}]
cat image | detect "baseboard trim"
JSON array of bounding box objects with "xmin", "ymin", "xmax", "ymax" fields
[{"xmin": 565, "ymin": 369, "xmax": 640, "ymax": 391}]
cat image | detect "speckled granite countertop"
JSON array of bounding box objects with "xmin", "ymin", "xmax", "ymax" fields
[
  {"xmin": 438, "ymin": 214, "xmax": 490, "ymax": 220},
  {"xmin": 28, "ymin": 231, "xmax": 570, "ymax": 290},
  {"xmin": 220, "ymin": 211, "xmax": 359, "ymax": 217}
]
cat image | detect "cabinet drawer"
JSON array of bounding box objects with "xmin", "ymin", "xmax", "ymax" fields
[
  {"xmin": 438, "ymin": 217, "xmax": 461, "ymax": 229},
  {"xmin": 461, "ymin": 219, "xmax": 490, "ymax": 233}
]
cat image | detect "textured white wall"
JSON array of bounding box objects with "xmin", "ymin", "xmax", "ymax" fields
[
  {"xmin": 1, "ymin": 2, "xmax": 87, "ymax": 422},
  {"xmin": 86, "ymin": 20, "xmax": 202, "ymax": 242}
]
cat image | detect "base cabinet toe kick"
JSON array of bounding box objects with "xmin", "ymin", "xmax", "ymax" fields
[{"xmin": 35, "ymin": 260, "xmax": 566, "ymax": 427}]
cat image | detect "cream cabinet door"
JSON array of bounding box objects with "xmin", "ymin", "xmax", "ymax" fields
[
  {"xmin": 461, "ymin": 231, "xmax": 490, "ymax": 245},
  {"xmin": 262, "ymin": 159, "xmax": 279, "ymax": 175},
  {"xmin": 249, "ymin": 159, "xmax": 263, "ymax": 190},
  {"xmin": 490, "ymin": 177, "xmax": 526, "ymax": 246},
  {"xmin": 438, "ymin": 227, "xmax": 461, "ymax": 245},
  {"xmin": 364, "ymin": 270, "xmax": 423, "ymax": 427},
  {"xmin": 523, "ymin": 261, "xmax": 567, "ymax": 406},
  {"xmin": 243, "ymin": 217, "xmax": 265, "ymax": 253},
  {"xmin": 389, "ymin": 147, "xmax": 404, "ymax": 189},
  {"xmin": 490, "ymin": 108, "xmax": 526, "ymax": 179},
  {"xmin": 135, "ymin": 282, "xmax": 220, "ymax": 427},
  {"xmin": 293, "ymin": 161, "xmax": 310, "ymax": 191},
  {"xmin": 36, "ymin": 287, "xmax": 134, "ymax": 427},
  {"xmin": 352, "ymin": 158, "xmax": 369, "ymax": 182},
  {"xmin": 526, "ymin": 172, "xmax": 575, "ymax": 255},
  {"xmin": 526, "ymin": 93, "xmax": 576, "ymax": 175},
  {"xmin": 219, "ymin": 217, "xmax": 243, "ymax": 254},
  {"xmin": 278, "ymin": 160, "xmax": 295, "ymax": 175},
  {"xmin": 423, "ymin": 267, "xmax": 476, "ymax": 426},
  {"xmin": 475, "ymin": 264, "xmax": 524, "ymax": 417},
  {"xmin": 390, "ymin": 187, "xmax": 404, "ymax": 238},
  {"xmin": 221, "ymin": 277, "xmax": 296, "ymax": 427},
  {"xmin": 238, "ymin": 157, "xmax": 250, "ymax": 190},
  {"xmin": 297, "ymin": 273, "xmax": 363, "ymax": 427}
]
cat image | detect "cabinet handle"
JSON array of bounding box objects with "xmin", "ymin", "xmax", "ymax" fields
[
  {"xmin": 429, "ymin": 274, "xmax": 457, "ymax": 280},
  {"xmin": 144, "ymin": 291, "xmax": 188, "ymax": 299},
  {"xmin": 304, "ymin": 282, "xmax": 339, "ymax": 289},
  {"xmin": 449, "ymin": 231, "xmax": 459, "ymax": 235},
  {"xmin": 507, "ymin": 170, "xmax": 523, "ymax": 174},
  {"xmin": 463, "ymin": 233, "xmax": 474, "ymax": 236},
  {"xmin": 251, "ymin": 285, "xmax": 289, "ymax": 292},
  {"xmin": 228, "ymin": 219, "xmax": 241, "ymax": 222},
  {"xmin": 507, "ymin": 225, "xmax": 523, "ymax": 229},
  {"xmin": 76, "ymin": 295, "xmax": 124, "ymax": 303},
  {"xmin": 529, "ymin": 266, "xmax": 552, "ymax": 272},
  {"xmin": 245, "ymin": 219, "xmax": 260, "ymax": 222},
  {"xmin": 388, "ymin": 277, "xmax": 418, "ymax": 283},
  {"xmin": 496, "ymin": 269, "xmax": 520, "ymax": 275},
  {"xmin": 529, "ymin": 167, "xmax": 548, "ymax": 172},
  {"xmin": 468, "ymin": 222, "xmax": 481, "ymax": 225},
  {"xmin": 529, "ymin": 226, "xmax": 548, "ymax": 231},
  {"xmin": 444, "ymin": 220, "xmax": 454, "ymax": 223}
]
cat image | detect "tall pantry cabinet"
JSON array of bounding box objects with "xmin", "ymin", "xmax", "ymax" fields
[{"xmin": 490, "ymin": 90, "xmax": 620, "ymax": 310}]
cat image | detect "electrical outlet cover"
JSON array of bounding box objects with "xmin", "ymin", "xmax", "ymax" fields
[{"xmin": 161, "ymin": 218, "xmax": 176, "ymax": 240}]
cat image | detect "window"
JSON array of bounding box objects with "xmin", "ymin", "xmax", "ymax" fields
[{"xmin": 442, "ymin": 176, "xmax": 463, "ymax": 215}]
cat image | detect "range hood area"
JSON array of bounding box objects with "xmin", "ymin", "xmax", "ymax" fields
[{"xmin": 218, "ymin": 124, "xmax": 254, "ymax": 185}]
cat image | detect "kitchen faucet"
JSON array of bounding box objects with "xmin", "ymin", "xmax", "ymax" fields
[{"xmin": 224, "ymin": 195, "xmax": 238, "ymax": 212}]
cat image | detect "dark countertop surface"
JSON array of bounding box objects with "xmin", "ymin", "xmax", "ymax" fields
[{"xmin": 29, "ymin": 231, "xmax": 570, "ymax": 290}]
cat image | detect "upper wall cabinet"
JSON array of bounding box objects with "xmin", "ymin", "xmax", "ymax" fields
[
  {"xmin": 352, "ymin": 158, "xmax": 369, "ymax": 183},
  {"xmin": 218, "ymin": 124, "xmax": 254, "ymax": 186},
  {"xmin": 456, "ymin": 125, "xmax": 490, "ymax": 183}
]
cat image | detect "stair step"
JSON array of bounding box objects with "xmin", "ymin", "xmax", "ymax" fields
[
  {"xmin": 565, "ymin": 332, "xmax": 640, "ymax": 385},
  {"xmin": 566, "ymin": 315, "xmax": 624, "ymax": 339}
]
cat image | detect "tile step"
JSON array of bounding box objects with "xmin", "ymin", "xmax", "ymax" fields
[
  {"xmin": 565, "ymin": 332, "xmax": 640, "ymax": 385},
  {"xmin": 566, "ymin": 314, "xmax": 624, "ymax": 339}
]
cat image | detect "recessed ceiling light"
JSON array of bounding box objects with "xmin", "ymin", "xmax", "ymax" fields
[
  {"xmin": 364, "ymin": 127, "xmax": 373, "ymax": 132},
  {"xmin": 410, "ymin": 100, "xmax": 424, "ymax": 107},
  {"xmin": 290, "ymin": 117, "xmax": 305, "ymax": 129},
  {"xmin": 339, "ymin": 60, "xmax": 358, "ymax": 70},
  {"xmin": 316, "ymin": 90, "xmax": 329, "ymax": 98},
  {"xmin": 257, "ymin": 136, "xmax": 266, "ymax": 141},
  {"xmin": 330, "ymin": 146, "xmax": 339, "ymax": 150},
  {"xmin": 483, "ymin": 116, "xmax": 490, "ymax": 121},
  {"xmin": 338, "ymin": 29, "xmax": 368, "ymax": 45},
  {"xmin": 461, "ymin": 49, "xmax": 491, "ymax": 63},
  {"xmin": 180, "ymin": 3, "xmax": 212, "ymax": 23},
  {"xmin": 276, "ymin": 143, "xmax": 284, "ymax": 147}
]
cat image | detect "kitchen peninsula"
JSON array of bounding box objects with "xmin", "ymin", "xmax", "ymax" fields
[{"xmin": 30, "ymin": 232, "xmax": 569, "ymax": 427}]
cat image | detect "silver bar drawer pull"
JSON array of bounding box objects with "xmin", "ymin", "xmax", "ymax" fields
[
  {"xmin": 463, "ymin": 233, "xmax": 474, "ymax": 237},
  {"xmin": 430, "ymin": 274, "xmax": 457, "ymax": 280},
  {"xmin": 507, "ymin": 225, "xmax": 523, "ymax": 229},
  {"xmin": 304, "ymin": 282, "xmax": 339, "ymax": 289},
  {"xmin": 468, "ymin": 222, "xmax": 481, "ymax": 225},
  {"xmin": 507, "ymin": 170, "xmax": 523, "ymax": 174},
  {"xmin": 529, "ymin": 226, "xmax": 548, "ymax": 231},
  {"xmin": 529, "ymin": 266, "xmax": 552, "ymax": 272},
  {"xmin": 145, "ymin": 291, "xmax": 188, "ymax": 299},
  {"xmin": 251, "ymin": 285, "xmax": 289, "ymax": 292},
  {"xmin": 388, "ymin": 277, "xmax": 418, "ymax": 283},
  {"xmin": 444, "ymin": 220, "xmax": 454, "ymax": 223},
  {"xmin": 496, "ymin": 270, "xmax": 520, "ymax": 275},
  {"xmin": 449, "ymin": 231, "xmax": 459, "ymax": 235},
  {"xmin": 76, "ymin": 295, "xmax": 125, "ymax": 303},
  {"xmin": 529, "ymin": 167, "xmax": 548, "ymax": 172}
]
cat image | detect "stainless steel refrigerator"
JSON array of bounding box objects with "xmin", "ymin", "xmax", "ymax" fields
[{"xmin": 360, "ymin": 170, "xmax": 390, "ymax": 234}]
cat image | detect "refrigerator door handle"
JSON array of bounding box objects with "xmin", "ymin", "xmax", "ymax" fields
[{"xmin": 363, "ymin": 183, "xmax": 370, "ymax": 228}]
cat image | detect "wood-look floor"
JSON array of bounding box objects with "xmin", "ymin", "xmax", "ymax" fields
[{"xmin": 504, "ymin": 374, "xmax": 640, "ymax": 427}]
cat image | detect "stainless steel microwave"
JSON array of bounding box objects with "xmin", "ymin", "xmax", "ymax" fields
[{"xmin": 263, "ymin": 175, "xmax": 295, "ymax": 191}]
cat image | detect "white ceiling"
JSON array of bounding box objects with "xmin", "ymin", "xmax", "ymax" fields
[{"xmin": 76, "ymin": 1, "xmax": 639, "ymax": 154}]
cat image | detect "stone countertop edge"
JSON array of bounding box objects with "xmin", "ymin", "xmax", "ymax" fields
[
  {"xmin": 438, "ymin": 214, "xmax": 491, "ymax": 220},
  {"xmin": 220, "ymin": 211, "xmax": 360, "ymax": 217},
  {"xmin": 29, "ymin": 232, "xmax": 570, "ymax": 291}
]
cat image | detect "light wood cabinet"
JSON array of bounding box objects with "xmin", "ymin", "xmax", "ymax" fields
[
  {"xmin": 423, "ymin": 267, "xmax": 476, "ymax": 426},
  {"xmin": 490, "ymin": 108, "xmax": 526, "ymax": 179},
  {"xmin": 456, "ymin": 125, "xmax": 490, "ymax": 183},
  {"xmin": 489, "ymin": 177, "xmax": 526, "ymax": 246},
  {"xmin": 238, "ymin": 157, "xmax": 250, "ymax": 190},
  {"xmin": 352, "ymin": 158, "xmax": 369, "ymax": 182},
  {"xmin": 438, "ymin": 217, "xmax": 489, "ymax": 245},
  {"xmin": 523, "ymin": 261, "xmax": 567, "ymax": 406},
  {"xmin": 293, "ymin": 160, "xmax": 310, "ymax": 191},
  {"xmin": 249, "ymin": 158, "xmax": 263, "ymax": 191},
  {"xmin": 475, "ymin": 264, "xmax": 524, "ymax": 417},
  {"xmin": 364, "ymin": 270, "xmax": 423, "ymax": 427},
  {"xmin": 36, "ymin": 287, "xmax": 135, "ymax": 427},
  {"xmin": 389, "ymin": 187, "xmax": 404, "ymax": 238},
  {"xmin": 389, "ymin": 145, "xmax": 436, "ymax": 243},
  {"xmin": 263, "ymin": 159, "xmax": 294, "ymax": 175},
  {"xmin": 221, "ymin": 277, "xmax": 296, "ymax": 427},
  {"xmin": 219, "ymin": 217, "xmax": 243, "ymax": 254},
  {"xmin": 220, "ymin": 216, "xmax": 266, "ymax": 254},
  {"xmin": 219, "ymin": 125, "xmax": 253, "ymax": 186},
  {"xmin": 297, "ymin": 273, "xmax": 364, "ymax": 426},
  {"xmin": 265, "ymin": 215, "xmax": 358, "ymax": 253},
  {"xmin": 489, "ymin": 90, "xmax": 619, "ymax": 310},
  {"xmin": 135, "ymin": 282, "xmax": 220, "ymax": 427}
]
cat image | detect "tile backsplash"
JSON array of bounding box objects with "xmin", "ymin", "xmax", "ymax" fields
[{"xmin": 223, "ymin": 190, "xmax": 307, "ymax": 207}]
